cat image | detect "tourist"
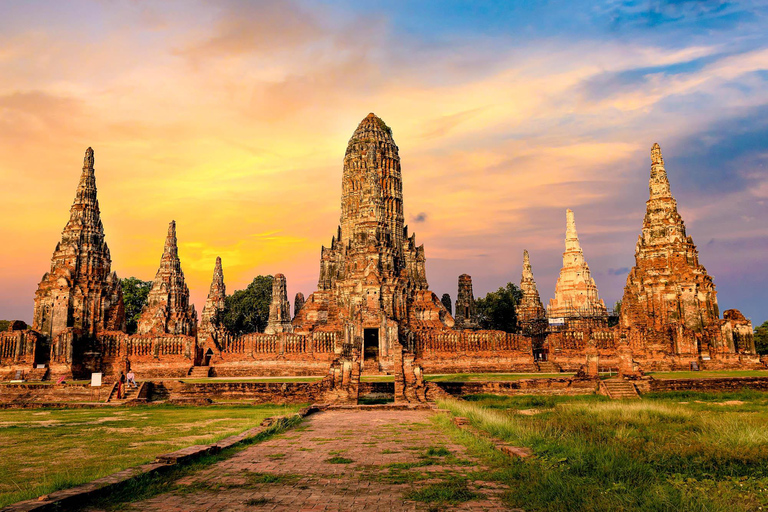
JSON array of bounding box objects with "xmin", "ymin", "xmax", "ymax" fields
[
  {"xmin": 127, "ymin": 370, "xmax": 137, "ymax": 389},
  {"xmin": 117, "ymin": 371, "xmax": 125, "ymax": 399}
]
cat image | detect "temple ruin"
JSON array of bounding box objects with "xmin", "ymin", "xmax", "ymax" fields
[{"xmin": 1, "ymin": 121, "xmax": 761, "ymax": 387}]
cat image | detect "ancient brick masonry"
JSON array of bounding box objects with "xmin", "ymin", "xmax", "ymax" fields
[
  {"xmin": 453, "ymin": 274, "xmax": 479, "ymax": 329},
  {"xmin": 265, "ymin": 274, "xmax": 293, "ymax": 334},
  {"xmin": 136, "ymin": 221, "xmax": 197, "ymax": 336},
  {"xmin": 620, "ymin": 144, "xmax": 755, "ymax": 358},
  {"xmin": 293, "ymin": 113, "xmax": 453, "ymax": 370},
  {"xmin": 547, "ymin": 209, "xmax": 607, "ymax": 326},
  {"xmin": 516, "ymin": 250, "xmax": 546, "ymax": 334},
  {"xmin": 293, "ymin": 293, "xmax": 305, "ymax": 319},
  {"xmin": 199, "ymin": 257, "xmax": 226, "ymax": 347},
  {"xmin": 33, "ymin": 148, "xmax": 125, "ymax": 341}
]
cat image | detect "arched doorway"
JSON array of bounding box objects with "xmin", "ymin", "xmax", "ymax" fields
[{"xmin": 203, "ymin": 348, "xmax": 213, "ymax": 366}]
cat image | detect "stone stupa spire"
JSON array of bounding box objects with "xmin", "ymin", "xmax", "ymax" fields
[
  {"xmin": 621, "ymin": 143, "xmax": 721, "ymax": 335},
  {"xmin": 137, "ymin": 221, "xmax": 197, "ymax": 336},
  {"xmin": 200, "ymin": 256, "xmax": 226, "ymax": 333},
  {"xmin": 516, "ymin": 250, "xmax": 546, "ymax": 330},
  {"xmin": 33, "ymin": 147, "xmax": 125, "ymax": 340},
  {"xmin": 548, "ymin": 209, "xmax": 607, "ymax": 322}
]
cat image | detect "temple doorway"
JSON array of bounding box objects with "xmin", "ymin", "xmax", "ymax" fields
[
  {"xmin": 204, "ymin": 348, "xmax": 213, "ymax": 366},
  {"xmin": 363, "ymin": 328, "xmax": 379, "ymax": 361}
]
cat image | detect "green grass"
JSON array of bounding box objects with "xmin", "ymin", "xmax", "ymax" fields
[
  {"xmin": 404, "ymin": 479, "xmax": 481, "ymax": 505},
  {"xmin": 0, "ymin": 403, "xmax": 303, "ymax": 508},
  {"xmin": 648, "ymin": 370, "xmax": 768, "ymax": 379},
  {"xmin": 325, "ymin": 456, "xmax": 354, "ymax": 464},
  {"xmin": 436, "ymin": 392, "xmax": 768, "ymax": 511}
]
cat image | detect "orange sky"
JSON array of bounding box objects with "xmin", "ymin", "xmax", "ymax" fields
[{"xmin": 2, "ymin": 1, "xmax": 767, "ymax": 325}]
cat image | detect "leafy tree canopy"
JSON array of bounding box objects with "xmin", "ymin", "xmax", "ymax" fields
[
  {"xmin": 755, "ymin": 321, "xmax": 768, "ymax": 355},
  {"xmin": 121, "ymin": 277, "xmax": 152, "ymax": 334},
  {"xmin": 218, "ymin": 275, "xmax": 274, "ymax": 334},
  {"xmin": 475, "ymin": 282, "xmax": 522, "ymax": 333}
]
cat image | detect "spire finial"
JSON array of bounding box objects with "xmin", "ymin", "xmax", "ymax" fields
[
  {"xmin": 83, "ymin": 147, "xmax": 94, "ymax": 169},
  {"xmin": 649, "ymin": 143, "xmax": 671, "ymax": 199}
]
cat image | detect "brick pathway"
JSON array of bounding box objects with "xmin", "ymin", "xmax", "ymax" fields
[{"xmin": 95, "ymin": 409, "xmax": 511, "ymax": 511}]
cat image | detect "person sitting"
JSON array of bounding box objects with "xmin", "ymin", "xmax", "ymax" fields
[{"xmin": 127, "ymin": 370, "xmax": 137, "ymax": 389}]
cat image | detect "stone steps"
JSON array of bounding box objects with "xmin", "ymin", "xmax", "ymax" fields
[
  {"xmin": 536, "ymin": 361, "xmax": 561, "ymax": 373},
  {"xmin": 188, "ymin": 366, "xmax": 211, "ymax": 378},
  {"xmin": 106, "ymin": 382, "xmax": 140, "ymax": 402},
  {"xmin": 25, "ymin": 367, "xmax": 49, "ymax": 382},
  {"xmin": 602, "ymin": 380, "xmax": 640, "ymax": 399}
]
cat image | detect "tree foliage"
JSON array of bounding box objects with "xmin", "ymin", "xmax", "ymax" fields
[
  {"xmin": 218, "ymin": 275, "xmax": 274, "ymax": 334},
  {"xmin": 755, "ymin": 321, "xmax": 768, "ymax": 355},
  {"xmin": 475, "ymin": 283, "xmax": 523, "ymax": 333},
  {"xmin": 121, "ymin": 277, "xmax": 152, "ymax": 334},
  {"xmin": 441, "ymin": 293, "xmax": 452, "ymax": 315}
]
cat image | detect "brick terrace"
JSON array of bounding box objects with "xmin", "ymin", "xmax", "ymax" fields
[{"xmin": 86, "ymin": 410, "xmax": 510, "ymax": 511}]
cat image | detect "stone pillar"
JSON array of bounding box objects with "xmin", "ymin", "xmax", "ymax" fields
[
  {"xmin": 265, "ymin": 274, "xmax": 293, "ymax": 334},
  {"xmin": 293, "ymin": 292, "xmax": 305, "ymax": 319},
  {"xmin": 454, "ymin": 274, "xmax": 479, "ymax": 330}
]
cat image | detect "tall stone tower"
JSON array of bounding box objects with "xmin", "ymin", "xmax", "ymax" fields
[
  {"xmin": 137, "ymin": 221, "xmax": 197, "ymax": 336},
  {"xmin": 454, "ymin": 274, "xmax": 479, "ymax": 330},
  {"xmin": 293, "ymin": 113, "xmax": 452, "ymax": 356},
  {"xmin": 293, "ymin": 292, "xmax": 305, "ymax": 319},
  {"xmin": 33, "ymin": 148, "xmax": 125, "ymax": 339},
  {"xmin": 200, "ymin": 256, "xmax": 226, "ymax": 334},
  {"xmin": 265, "ymin": 274, "xmax": 293, "ymax": 334},
  {"xmin": 516, "ymin": 250, "xmax": 546, "ymax": 333},
  {"xmin": 621, "ymin": 143, "xmax": 719, "ymax": 333},
  {"xmin": 547, "ymin": 209, "xmax": 607, "ymax": 324}
]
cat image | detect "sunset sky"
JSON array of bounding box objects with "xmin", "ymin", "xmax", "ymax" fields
[{"xmin": 1, "ymin": 0, "xmax": 767, "ymax": 326}]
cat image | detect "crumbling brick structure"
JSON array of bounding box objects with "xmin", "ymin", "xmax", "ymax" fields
[
  {"xmin": 292, "ymin": 113, "xmax": 454, "ymax": 372},
  {"xmin": 32, "ymin": 148, "xmax": 125, "ymax": 340},
  {"xmin": 453, "ymin": 274, "xmax": 479, "ymax": 329},
  {"xmin": 136, "ymin": 221, "xmax": 197, "ymax": 337},
  {"xmin": 265, "ymin": 274, "xmax": 293, "ymax": 334}
]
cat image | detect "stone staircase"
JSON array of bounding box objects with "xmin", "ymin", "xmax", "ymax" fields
[
  {"xmin": 601, "ymin": 379, "xmax": 640, "ymax": 400},
  {"xmin": 188, "ymin": 366, "xmax": 211, "ymax": 378},
  {"xmin": 361, "ymin": 358, "xmax": 387, "ymax": 376},
  {"xmin": 536, "ymin": 361, "xmax": 561, "ymax": 373},
  {"xmin": 106, "ymin": 382, "xmax": 140, "ymax": 403},
  {"xmin": 25, "ymin": 367, "xmax": 49, "ymax": 382}
]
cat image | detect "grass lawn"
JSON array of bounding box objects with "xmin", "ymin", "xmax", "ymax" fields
[
  {"xmin": 437, "ymin": 391, "xmax": 768, "ymax": 511},
  {"xmin": 649, "ymin": 369, "xmax": 768, "ymax": 379},
  {"xmin": 0, "ymin": 403, "xmax": 302, "ymax": 507}
]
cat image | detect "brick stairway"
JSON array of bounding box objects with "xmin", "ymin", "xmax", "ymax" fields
[
  {"xmin": 188, "ymin": 366, "xmax": 211, "ymax": 378},
  {"xmin": 25, "ymin": 367, "xmax": 49, "ymax": 381},
  {"xmin": 106, "ymin": 382, "xmax": 140, "ymax": 402},
  {"xmin": 602, "ymin": 379, "xmax": 640, "ymax": 399},
  {"xmin": 361, "ymin": 358, "xmax": 387, "ymax": 376},
  {"xmin": 536, "ymin": 361, "xmax": 561, "ymax": 373}
]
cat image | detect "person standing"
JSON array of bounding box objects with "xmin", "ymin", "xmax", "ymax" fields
[{"xmin": 117, "ymin": 371, "xmax": 125, "ymax": 399}]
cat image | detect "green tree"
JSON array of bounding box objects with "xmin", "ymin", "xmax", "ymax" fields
[
  {"xmin": 475, "ymin": 283, "xmax": 523, "ymax": 333},
  {"xmin": 218, "ymin": 275, "xmax": 274, "ymax": 334},
  {"xmin": 121, "ymin": 277, "xmax": 152, "ymax": 334},
  {"xmin": 754, "ymin": 321, "xmax": 768, "ymax": 355}
]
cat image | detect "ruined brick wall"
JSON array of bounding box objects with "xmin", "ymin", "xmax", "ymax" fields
[
  {"xmin": 414, "ymin": 330, "xmax": 535, "ymax": 373},
  {"xmin": 94, "ymin": 332, "xmax": 195, "ymax": 379},
  {"xmin": 433, "ymin": 378, "xmax": 598, "ymax": 397},
  {"xmin": 208, "ymin": 331, "xmax": 340, "ymax": 376},
  {"xmin": 0, "ymin": 330, "xmax": 39, "ymax": 367}
]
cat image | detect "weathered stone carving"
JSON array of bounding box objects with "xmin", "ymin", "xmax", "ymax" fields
[
  {"xmin": 547, "ymin": 209, "xmax": 607, "ymax": 326},
  {"xmin": 453, "ymin": 274, "xmax": 479, "ymax": 330},
  {"xmin": 33, "ymin": 147, "xmax": 125, "ymax": 339},
  {"xmin": 136, "ymin": 221, "xmax": 197, "ymax": 336},
  {"xmin": 265, "ymin": 274, "xmax": 293, "ymax": 334},
  {"xmin": 516, "ymin": 250, "xmax": 546, "ymax": 334}
]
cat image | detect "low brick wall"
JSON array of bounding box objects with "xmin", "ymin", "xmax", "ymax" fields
[
  {"xmin": 156, "ymin": 381, "xmax": 321, "ymax": 404},
  {"xmin": 211, "ymin": 361, "xmax": 330, "ymax": 378},
  {"xmin": 643, "ymin": 376, "xmax": 768, "ymax": 393},
  {"xmin": 433, "ymin": 377, "xmax": 599, "ymax": 397},
  {"xmin": 0, "ymin": 383, "xmax": 107, "ymax": 404}
]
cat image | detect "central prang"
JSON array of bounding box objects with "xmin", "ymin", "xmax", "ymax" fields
[{"xmin": 292, "ymin": 113, "xmax": 453, "ymax": 372}]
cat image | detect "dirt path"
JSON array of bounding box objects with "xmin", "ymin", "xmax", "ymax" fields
[{"xmin": 96, "ymin": 409, "xmax": 510, "ymax": 511}]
